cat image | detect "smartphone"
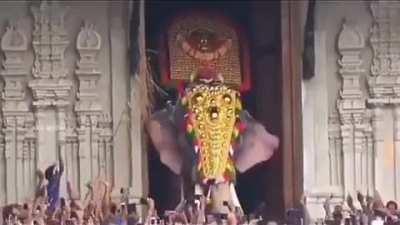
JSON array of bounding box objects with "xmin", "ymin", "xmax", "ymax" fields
[{"xmin": 164, "ymin": 210, "xmax": 176, "ymax": 216}]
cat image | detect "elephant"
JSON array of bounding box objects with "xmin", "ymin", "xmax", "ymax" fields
[{"xmin": 145, "ymin": 81, "xmax": 279, "ymax": 215}]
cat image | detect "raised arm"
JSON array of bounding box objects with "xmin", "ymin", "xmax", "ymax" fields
[{"xmin": 58, "ymin": 154, "xmax": 64, "ymax": 174}]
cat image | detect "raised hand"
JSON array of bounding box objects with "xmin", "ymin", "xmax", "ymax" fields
[
  {"xmin": 346, "ymin": 195, "xmax": 355, "ymax": 212},
  {"xmin": 323, "ymin": 195, "xmax": 332, "ymax": 220}
]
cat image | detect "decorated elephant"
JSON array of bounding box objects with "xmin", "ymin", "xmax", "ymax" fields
[
  {"xmin": 146, "ymin": 73, "xmax": 279, "ymax": 214},
  {"xmin": 146, "ymin": 12, "xmax": 279, "ymax": 214}
]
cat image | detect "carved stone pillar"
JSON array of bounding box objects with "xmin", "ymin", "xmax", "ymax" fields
[
  {"xmin": 340, "ymin": 122, "xmax": 355, "ymax": 196},
  {"xmin": 90, "ymin": 115, "xmax": 99, "ymax": 179},
  {"xmin": 3, "ymin": 119, "xmax": 16, "ymax": 203},
  {"xmin": 77, "ymin": 116, "xmax": 90, "ymax": 196},
  {"xmin": 363, "ymin": 113, "xmax": 374, "ymax": 196},
  {"xmin": 29, "ymin": 1, "xmax": 72, "ymax": 174},
  {"xmin": 354, "ymin": 124, "xmax": 365, "ymax": 192},
  {"xmin": 56, "ymin": 106, "xmax": 68, "ymax": 197},
  {"xmin": 336, "ymin": 20, "xmax": 366, "ymax": 198},
  {"xmin": 0, "ymin": 129, "xmax": 5, "ymax": 205},
  {"xmin": 371, "ymin": 107, "xmax": 384, "ymax": 195},
  {"xmin": 328, "ymin": 114, "xmax": 341, "ymax": 186},
  {"xmin": 393, "ymin": 106, "xmax": 400, "ymax": 199},
  {"xmin": 110, "ymin": 6, "xmax": 131, "ymax": 192},
  {"xmin": 0, "ymin": 19, "xmax": 35, "ymax": 203},
  {"xmin": 74, "ymin": 20, "xmax": 113, "ymax": 195},
  {"xmin": 367, "ymin": 1, "xmax": 400, "ymax": 201}
]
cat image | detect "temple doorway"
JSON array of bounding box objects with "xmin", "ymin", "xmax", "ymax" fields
[{"xmin": 145, "ymin": 1, "xmax": 301, "ymax": 221}]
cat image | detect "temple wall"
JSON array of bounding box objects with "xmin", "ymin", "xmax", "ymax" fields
[
  {"xmin": 0, "ymin": 0, "xmax": 146, "ymax": 205},
  {"xmin": 303, "ymin": 0, "xmax": 400, "ymax": 221}
]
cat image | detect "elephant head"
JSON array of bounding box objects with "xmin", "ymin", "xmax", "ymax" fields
[{"xmin": 146, "ymin": 80, "xmax": 279, "ymax": 213}]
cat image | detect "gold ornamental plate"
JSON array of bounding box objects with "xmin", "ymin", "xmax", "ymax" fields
[{"xmin": 160, "ymin": 12, "xmax": 251, "ymax": 91}]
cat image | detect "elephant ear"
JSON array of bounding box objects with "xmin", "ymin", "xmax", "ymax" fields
[
  {"xmin": 146, "ymin": 106, "xmax": 183, "ymax": 174},
  {"xmin": 233, "ymin": 111, "xmax": 279, "ymax": 173}
]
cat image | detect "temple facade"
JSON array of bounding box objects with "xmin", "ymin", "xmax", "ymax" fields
[
  {"xmin": 0, "ymin": 0, "xmax": 400, "ymax": 223},
  {"xmin": 303, "ymin": 0, "xmax": 400, "ymax": 221},
  {"xmin": 0, "ymin": 0, "xmax": 147, "ymax": 205}
]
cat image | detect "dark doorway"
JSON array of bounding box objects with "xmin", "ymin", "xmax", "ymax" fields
[{"xmin": 145, "ymin": 0, "xmax": 284, "ymax": 220}]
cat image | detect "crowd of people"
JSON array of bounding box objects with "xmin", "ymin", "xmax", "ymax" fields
[
  {"xmin": 322, "ymin": 192, "xmax": 400, "ymax": 225},
  {"xmin": 0, "ymin": 159, "xmax": 267, "ymax": 225},
  {"xmin": 8, "ymin": 159, "xmax": 400, "ymax": 225},
  {"xmin": 0, "ymin": 181, "xmax": 264, "ymax": 225}
]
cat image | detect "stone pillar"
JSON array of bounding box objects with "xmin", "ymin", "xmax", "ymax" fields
[
  {"xmin": 0, "ymin": 19, "xmax": 34, "ymax": 203},
  {"xmin": 372, "ymin": 107, "xmax": 384, "ymax": 195},
  {"xmin": 336, "ymin": 19, "xmax": 366, "ymax": 198},
  {"xmin": 0, "ymin": 132, "xmax": 5, "ymax": 205},
  {"xmin": 74, "ymin": 19, "xmax": 112, "ymax": 196},
  {"xmin": 109, "ymin": 1, "xmax": 131, "ymax": 191},
  {"xmin": 77, "ymin": 118, "xmax": 91, "ymax": 196},
  {"xmin": 129, "ymin": 0, "xmax": 149, "ymax": 216},
  {"xmin": 341, "ymin": 122, "xmax": 355, "ymax": 196},
  {"xmin": 4, "ymin": 121, "xmax": 16, "ymax": 203},
  {"xmin": 393, "ymin": 106, "xmax": 400, "ymax": 199},
  {"xmin": 29, "ymin": 1, "xmax": 73, "ymax": 173},
  {"xmin": 354, "ymin": 124, "xmax": 365, "ymax": 192}
]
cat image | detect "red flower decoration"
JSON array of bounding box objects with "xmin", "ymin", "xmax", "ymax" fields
[
  {"xmin": 236, "ymin": 121, "xmax": 247, "ymax": 133},
  {"xmin": 177, "ymin": 81, "xmax": 186, "ymax": 97}
]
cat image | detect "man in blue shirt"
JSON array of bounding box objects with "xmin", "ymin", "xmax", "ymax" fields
[{"xmin": 45, "ymin": 156, "xmax": 64, "ymax": 214}]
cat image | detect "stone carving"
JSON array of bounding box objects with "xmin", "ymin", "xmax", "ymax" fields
[
  {"xmin": 77, "ymin": 21, "xmax": 101, "ymax": 50},
  {"xmin": 74, "ymin": 21, "xmax": 113, "ymax": 194},
  {"xmin": 29, "ymin": 0, "xmax": 72, "ymax": 100},
  {"xmin": 27, "ymin": 1, "xmax": 74, "ymax": 200},
  {"xmin": 328, "ymin": 113, "xmax": 342, "ymax": 187},
  {"xmin": 0, "ymin": 19, "xmax": 36, "ymax": 204},
  {"xmin": 368, "ymin": 1, "xmax": 400, "ymax": 201},
  {"xmin": 368, "ymin": 1, "xmax": 400, "ymax": 99},
  {"xmin": 0, "ymin": 0, "xmax": 118, "ymax": 204},
  {"xmin": 75, "ymin": 21, "xmax": 102, "ymax": 113},
  {"xmin": 327, "ymin": 1, "xmax": 400, "ymax": 207},
  {"xmin": 336, "ymin": 20, "xmax": 370, "ymax": 198},
  {"xmin": 326, "ymin": 19, "xmax": 370, "ymax": 209}
]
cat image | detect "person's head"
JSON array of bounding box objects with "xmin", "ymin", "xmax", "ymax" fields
[
  {"xmin": 70, "ymin": 211, "xmax": 79, "ymax": 221},
  {"xmin": 127, "ymin": 203, "xmax": 137, "ymax": 215},
  {"xmin": 110, "ymin": 202, "xmax": 118, "ymax": 215},
  {"xmin": 44, "ymin": 165, "xmax": 56, "ymax": 180},
  {"xmin": 332, "ymin": 205, "xmax": 343, "ymax": 221},
  {"xmin": 60, "ymin": 198, "xmax": 67, "ymax": 209},
  {"xmin": 387, "ymin": 201, "xmax": 398, "ymax": 214},
  {"xmin": 70, "ymin": 201, "xmax": 81, "ymax": 211},
  {"xmin": 23, "ymin": 203, "xmax": 30, "ymax": 211}
]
